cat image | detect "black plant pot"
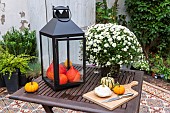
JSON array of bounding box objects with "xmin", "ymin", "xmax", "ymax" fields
[
  {"xmin": 19, "ymin": 74, "xmax": 28, "ymax": 86},
  {"xmin": 0, "ymin": 74, "xmax": 6, "ymax": 87},
  {"xmin": 130, "ymin": 66, "xmax": 138, "ymax": 70},
  {"xmin": 27, "ymin": 76, "xmax": 33, "ymax": 82},
  {"xmin": 3, "ymin": 72, "xmax": 19, "ymax": 94}
]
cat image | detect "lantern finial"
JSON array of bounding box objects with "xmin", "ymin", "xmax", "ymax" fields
[{"xmin": 53, "ymin": 6, "xmax": 71, "ymax": 22}]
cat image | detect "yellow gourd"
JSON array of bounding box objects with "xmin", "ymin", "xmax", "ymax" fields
[
  {"xmin": 101, "ymin": 73, "xmax": 115, "ymax": 89},
  {"xmin": 64, "ymin": 59, "xmax": 72, "ymax": 68},
  {"xmin": 24, "ymin": 82, "xmax": 39, "ymax": 93}
]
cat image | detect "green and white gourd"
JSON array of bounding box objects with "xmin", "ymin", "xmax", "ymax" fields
[{"xmin": 101, "ymin": 73, "xmax": 115, "ymax": 89}]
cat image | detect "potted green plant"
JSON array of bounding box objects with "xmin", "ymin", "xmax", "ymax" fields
[
  {"xmin": 83, "ymin": 23, "xmax": 143, "ymax": 76},
  {"xmin": 26, "ymin": 62, "xmax": 41, "ymax": 81},
  {"xmin": 0, "ymin": 50, "xmax": 34, "ymax": 93},
  {"xmin": 151, "ymin": 67, "xmax": 159, "ymax": 77},
  {"xmin": 19, "ymin": 62, "xmax": 41, "ymax": 86},
  {"xmin": 0, "ymin": 27, "xmax": 37, "ymax": 87}
]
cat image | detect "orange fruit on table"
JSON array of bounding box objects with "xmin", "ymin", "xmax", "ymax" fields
[{"xmin": 113, "ymin": 85, "xmax": 125, "ymax": 95}]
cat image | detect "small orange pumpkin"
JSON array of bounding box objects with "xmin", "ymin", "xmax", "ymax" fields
[
  {"xmin": 113, "ymin": 85, "xmax": 125, "ymax": 95},
  {"xmin": 24, "ymin": 82, "xmax": 39, "ymax": 93}
]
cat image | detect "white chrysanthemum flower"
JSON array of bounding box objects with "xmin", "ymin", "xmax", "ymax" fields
[
  {"xmin": 112, "ymin": 43, "xmax": 116, "ymax": 47},
  {"xmin": 93, "ymin": 43, "xmax": 97, "ymax": 47},
  {"xmin": 126, "ymin": 46, "xmax": 129, "ymax": 49},
  {"xmin": 98, "ymin": 47, "xmax": 101, "ymax": 51},
  {"xmin": 94, "ymin": 35, "xmax": 98, "ymax": 39},
  {"xmin": 115, "ymin": 32, "xmax": 120, "ymax": 35},
  {"xmin": 117, "ymin": 36, "xmax": 121, "ymax": 41},
  {"xmin": 89, "ymin": 33, "xmax": 93, "ymax": 37},
  {"xmin": 104, "ymin": 43, "xmax": 109, "ymax": 47},
  {"xmin": 96, "ymin": 40, "xmax": 101, "ymax": 43},
  {"xmin": 136, "ymin": 41, "xmax": 140, "ymax": 45},
  {"xmin": 117, "ymin": 55, "xmax": 121, "ymax": 58},
  {"xmin": 123, "ymin": 48, "xmax": 127, "ymax": 51},
  {"xmin": 89, "ymin": 41, "xmax": 93, "ymax": 45},
  {"xmin": 112, "ymin": 57, "xmax": 115, "ymax": 60},
  {"xmin": 101, "ymin": 31, "xmax": 106, "ymax": 36},
  {"xmin": 104, "ymin": 50, "xmax": 107, "ymax": 52},
  {"xmin": 93, "ymin": 48, "xmax": 98, "ymax": 52},
  {"xmin": 106, "ymin": 61, "xmax": 111, "ymax": 66},
  {"xmin": 127, "ymin": 42, "xmax": 131, "ymax": 45},
  {"xmin": 112, "ymin": 36, "xmax": 116, "ymax": 39},
  {"xmin": 86, "ymin": 46, "xmax": 90, "ymax": 50},
  {"xmin": 90, "ymin": 55, "xmax": 93, "ymax": 59},
  {"xmin": 118, "ymin": 61, "xmax": 123, "ymax": 65},
  {"xmin": 132, "ymin": 46, "xmax": 135, "ymax": 49},
  {"xmin": 99, "ymin": 35, "xmax": 104, "ymax": 40},
  {"xmin": 125, "ymin": 60, "xmax": 128, "ymax": 63}
]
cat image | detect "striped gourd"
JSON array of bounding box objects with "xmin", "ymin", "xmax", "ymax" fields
[{"xmin": 101, "ymin": 76, "xmax": 115, "ymax": 89}]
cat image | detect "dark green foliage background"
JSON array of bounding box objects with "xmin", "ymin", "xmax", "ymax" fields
[{"xmin": 125, "ymin": 0, "xmax": 170, "ymax": 58}]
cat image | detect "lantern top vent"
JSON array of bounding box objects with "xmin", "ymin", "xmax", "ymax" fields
[{"xmin": 40, "ymin": 6, "xmax": 84, "ymax": 38}]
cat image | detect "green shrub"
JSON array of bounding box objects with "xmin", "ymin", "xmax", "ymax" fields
[
  {"xmin": 125, "ymin": 0, "xmax": 170, "ymax": 58},
  {"xmin": 150, "ymin": 54, "xmax": 170, "ymax": 80},
  {"xmin": 0, "ymin": 50, "xmax": 35, "ymax": 79},
  {"xmin": 0, "ymin": 27, "xmax": 37, "ymax": 57},
  {"xmin": 27, "ymin": 62, "xmax": 41, "ymax": 79},
  {"xmin": 96, "ymin": 0, "xmax": 127, "ymax": 25}
]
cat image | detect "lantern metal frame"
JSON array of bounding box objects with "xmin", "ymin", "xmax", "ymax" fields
[{"xmin": 39, "ymin": 6, "xmax": 86, "ymax": 91}]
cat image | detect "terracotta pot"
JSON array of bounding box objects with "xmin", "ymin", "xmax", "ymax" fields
[{"xmin": 151, "ymin": 72, "xmax": 155, "ymax": 77}]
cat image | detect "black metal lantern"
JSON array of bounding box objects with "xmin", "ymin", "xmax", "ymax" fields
[{"xmin": 39, "ymin": 6, "xmax": 86, "ymax": 91}]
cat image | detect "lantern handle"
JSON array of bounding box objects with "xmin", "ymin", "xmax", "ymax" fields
[{"xmin": 53, "ymin": 6, "xmax": 72, "ymax": 22}]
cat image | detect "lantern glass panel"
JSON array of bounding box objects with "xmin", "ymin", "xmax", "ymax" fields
[
  {"xmin": 57, "ymin": 38, "xmax": 84, "ymax": 83},
  {"xmin": 41, "ymin": 36, "xmax": 53, "ymax": 81}
]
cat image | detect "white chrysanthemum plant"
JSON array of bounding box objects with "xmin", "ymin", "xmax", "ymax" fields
[{"xmin": 85, "ymin": 23, "xmax": 143, "ymax": 69}]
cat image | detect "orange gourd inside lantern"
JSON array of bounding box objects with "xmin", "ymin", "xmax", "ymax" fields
[
  {"xmin": 46, "ymin": 62, "xmax": 66, "ymax": 81},
  {"xmin": 59, "ymin": 74, "xmax": 68, "ymax": 85},
  {"xmin": 66, "ymin": 66, "xmax": 81, "ymax": 82},
  {"xmin": 46, "ymin": 61, "xmax": 81, "ymax": 83}
]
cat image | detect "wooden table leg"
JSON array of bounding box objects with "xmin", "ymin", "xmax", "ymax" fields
[{"xmin": 42, "ymin": 105, "xmax": 54, "ymax": 113}]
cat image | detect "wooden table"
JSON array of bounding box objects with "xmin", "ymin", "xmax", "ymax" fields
[{"xmin": 9, "ymin": 66, "xmax": 143, "ymax": 113}]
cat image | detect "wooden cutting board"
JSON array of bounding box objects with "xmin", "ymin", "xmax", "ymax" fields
[{"xmin": 83, "ymin": 81, "xmax": 138, "ymax": 110}]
